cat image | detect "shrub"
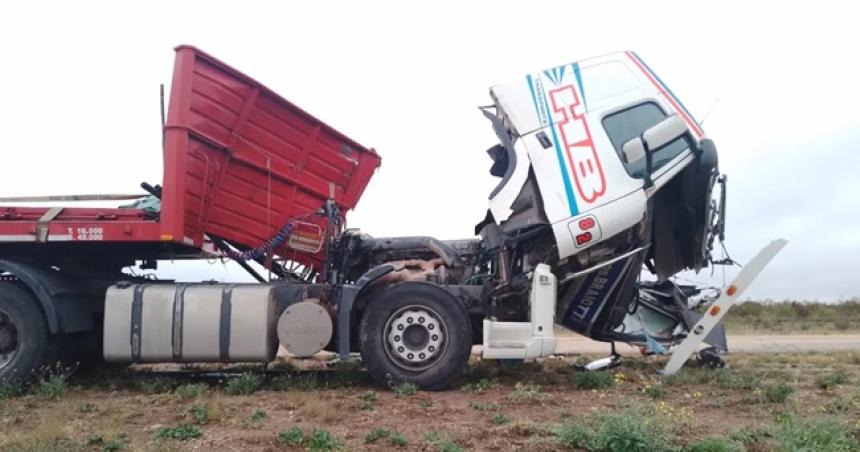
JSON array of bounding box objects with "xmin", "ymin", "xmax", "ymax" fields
[
  {"xmin": 225, "ymin": 372, "xmax": 263, "ymax": 395},
  {"xmin": 156, "ymin": 424, "xmax": 202, "ymax": 441},
  {"xmin": 572, "ymin": 371, "xmax": 613, "ymax": 390},
  {"xmin": 508, "ymin": 381, "xmax": 542, "ymax": 403},
  {"xmin": 188, "ymin": 404, "xmax": 209, "ymax": 424},
  {"xmin": 763, "ymin": 383, "xmax": 793, "ymax": 403},
  {"xmin": 587, "ymin": 411, "xmax": 673, "ymax": 452},
  {"xmin": 307, "ymin": 428, "xmax": 340, "ymax": 451},
  {"xmin": 391, "ymin": 382, "xmax": 418, "ymax": 399},
  {"xmin": 643, "ymin": 384, "xmax": 665, "ymax": 399},
  {"xmin": 364, "ymin": 427, "xmax": 391, "ymax": 444},
  {"xmin": 460, "ymin": 378, "xmax": 499, "ymax": 393},
  {"xmin": 0, "ymin": 380, "xmax": 27, "ymax": 399},
  {"xmin": 250, "ymin": 409, "xmax": 267, "ymax": 423},
  {"xmin": 272, "ymin": 372, "xmax": 318, "ymax": 392},
  {"xmin": 555, "ymin": 422, "xmax": 591, "ymax": 449},
  {"xmin": 687, "ymin": 437, "xmax": 745, "ymax": 452},
  {"xmin": 815, "ymin": 371, "xmax": 849, "ymax": 389},
  {"xmin": 277, "ymin": 427, "xmax": 305, "ymax": 446},
  {"xmin": 778, "ymin": 419, "xmax": 858, "ymax": 451},
  {"xmin": 490, "ymin": 413, "xmax": 510, "ymax": 425},
  {"xmin": 389, "ymin": 431, "xmax": 408, "ymax": 447},
  {"xmin": 176, "ymin": 383, "xmax": 208, "ymax": 399},
  {"xmin": 36, "ymin": 364, "xmax": 75, "ymax": 399}
]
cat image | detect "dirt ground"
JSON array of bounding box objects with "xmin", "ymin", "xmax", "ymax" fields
[{"xmin": 1, "ymin": 349, "xmax": 859, "ymax": 451}]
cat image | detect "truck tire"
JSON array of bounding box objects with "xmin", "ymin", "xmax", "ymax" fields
[
  {"xmin": 0, "ymin": 283, "xmax": 57, "ymax": 383},
  {"xmin": 359, "ymin": 282, "xmax": 472, "ymax": 390}
]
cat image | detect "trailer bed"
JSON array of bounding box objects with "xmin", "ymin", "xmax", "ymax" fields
[{"xmin": 0, "ymin": 46, "xmax": 381, "ymax": 269}]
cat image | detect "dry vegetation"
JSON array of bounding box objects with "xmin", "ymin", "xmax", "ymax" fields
[
  {"xmin": 721, "ymin": 300, "xmax": 860, "ymax": 334},
  {"xmin": 1, "ymin": 350, "xmax": 859, "ymax": 451}
]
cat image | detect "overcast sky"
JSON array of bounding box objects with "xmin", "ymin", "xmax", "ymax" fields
[{"xmin": 1, "ymin": 2, "xmax": 858, "ymax": 301}]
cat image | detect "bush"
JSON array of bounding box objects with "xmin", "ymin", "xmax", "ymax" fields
[
  {"xmin": 277, "ymin": 427, "xmax": 305, "ymax": 446},
  {"xmin": 391, "ymin": 382, "xmax": 418, "ymax": 399},
  {"xmin": 778, "ymin": 419, "xmax": 858, "ymax": 451},
  {"xmin": 572, "ymin": 371, "xmax": 613, "ymax": 390},
  {"xmin": 307, "ymin": 428, "xmax": 340, "ymax": 451},
  {"xmin": 815, "ymin": 371, "xmax": 849, "ymax": 389},
  {"xmin": 460, "ymin": 378, "xmax": 499, "ymax": 393},
  {"xmin": 763, "ymin": 383, "xmax": 793, "ymax": 403},
  {"xmin": 156, "ymin": 424, "xmax": 202, "ymax": 441},
  {"xmin": 36, "ymin": 364, "xmax": 75, "ymax": 399},
  {"xmin": 249, "ymin": 409, "xmax": 267, "ymax": 423},
  {"xmin": 188, "ymin": 404, "xmax": 209, "ymax": 424},
  {"xmin": 365, "ymin": 427, "xmax": 391, "ymax": 444},
  {"xmin": 176, "ymin": 383, "xmax": 208, "ymax": 399},
  {"xmin": 225, "ymin": 372, "xmax": 263, "ymax": 395},
  {"xmin": 687, "ymin": 437, "xmax": 744, "ymax": 452},
  {"xmin": 490, "ymin": 413, "xmax": 510, "ymax": 425},
  {"xmin": 389, "ymin": 431, "xmax": 408, "ymax": 447},
  {"xmin": 554, "ymin": 410, "xmax": 673, "ymax": 452}
]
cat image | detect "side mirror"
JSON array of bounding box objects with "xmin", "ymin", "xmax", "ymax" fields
[
  {"xmin": 621, "ymin": 137, "xmax": 646, "ymax": 165},
  {"xmin": 643, "ymin": 114, "xmax": 687, "ymax": 150}
]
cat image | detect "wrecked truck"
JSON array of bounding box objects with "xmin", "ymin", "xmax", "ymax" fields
[{"xmin": 0, "ymin": 46, "xmax": 784, "ymax": 390}]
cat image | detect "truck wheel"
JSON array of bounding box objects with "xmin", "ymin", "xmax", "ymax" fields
[
  {"xmin": 359, "ymin": 282, "xmax": 472, "ymax": 390},
  {"xmin": 0, "ymin": 283, "xmax": 56, "ymax": 383}
]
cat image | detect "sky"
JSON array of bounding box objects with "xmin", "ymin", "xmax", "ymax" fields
[{"xmin": 1, "ymin": 1, "xmax": 858, "ymax": 301}]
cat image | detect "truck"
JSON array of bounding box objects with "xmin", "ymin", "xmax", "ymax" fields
[{"xmin": 0, "ymin": 46, "xmax": 784, "ymax": 390}]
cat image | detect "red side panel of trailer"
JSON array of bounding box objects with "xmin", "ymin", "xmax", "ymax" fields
[
  {"xmin": 160, "ymin": 46, "xmax": 381, "ymax": 267},
  {"xmin": 0, "ymin": 46, "xmax": 380, "ymax": 270}
]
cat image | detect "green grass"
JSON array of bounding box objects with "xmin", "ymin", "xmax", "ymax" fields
[
  {"xmin": 554, "ymin": 409, "xmax": 674, "ymax": 452},
  {"xmin": 686, "ymin": 437, "xmax": 744, "ymax": 452},
  {"xmin": 423, "ymin": 431, "xmax": 462, "ymax": 452},
  {"xmin": 36, "ymin": 364, "xmax": 75, "ymax": 399},
  {"xmin": 175, "ymin": 382, "xmax": 208, "ymax": 399},
  {"xmin": 188, "ymin": 404, "xmax": 209, "ymax": 424},
  {"xmin": 572, "ymin": 371, "xmax": 613, "ymax": 390},
  {"xmin": 815, "ymin": 370, "xmax": 849, "ymax": 389},
  {"xmin": 715, "ymin": 369, "xmax": 760, "ymax": 390},
  {"xmin": 460, "ymin": 378, "xmax": 499, "ymax": 393},
  {"xmin": 156, "ymin": 424, "xmax": 202, "ymax": 441},
  {"xmin": 364, "ymin": 427, "xmax": 391, "ymax": 444},
  {"xmin": 307, "ymin": 428, "xmax": 340, "ymax": 451},
  {"xmin": 277, "ymin": 427, "xmax": 305, "ymax": 446},
  {"xmin": 272, "ymin": 372, "xmax": 319, "ymax": 392},
  {"xmin": 508, "ymin": 381, "xmax": 542, "ymax": 402},
  {"xmin": 87, "ymin": 433, "xmax": 129, "ymax": 452},
  {"xmin": 723, "ymin": 300, "xmax": 860, "ymax": 333},
  {"xmin": 777, "ymin": 419, "xmax": 858, "ymax": 451},
  {"xmin": 490, "ymin": 412, "xmax": 510, "ymax": 425},
  {"xmin": 225, "ymin": 372, "xmax": 263, "ymax": 395},
  {"xmin": 391, "ymin": 382, "xmax": 418, "ymax": 398},
  {"xmin": 249, "ymin": 409, "xmax": 267, "ymax": 423},
  {"xmin": 763, "ymin": 382, "xmax": 793, "ymax": 403},
  {"xmin": 389, "ymin": 431, "xmax": 408, "ymax": 447},
  {"xmin": 0, "ymin": 380, "xmax": 27, "ymax": 399},
  {"xmin": 643, "ymin": 384, "xmax": 665, "ymax": 399}
]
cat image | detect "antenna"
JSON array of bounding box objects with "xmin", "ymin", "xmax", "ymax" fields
[{"xmin": 699, "ymin": 97, "xmax": 720, "ymax": 126}]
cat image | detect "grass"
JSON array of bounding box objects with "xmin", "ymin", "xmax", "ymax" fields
[
  {"xmin": 188, "ymin": 404, "xmax": 209, "ymax": 424},
  {"xmin": 554, "ymin": 409, "xmax": 674, "ymax": 452},
  {"xmin": 249, "ymin": 409, "xmax": 267, "ymax": 423},
  {"xmin": 389, "ymin": 431, "xmax": 408, "ymax": 447},
  {"xmin": 175, "ymin": 382, "xmax": 208, "ymax": 399},
  {"xmin": 572, "ymin": 371, "xmax": 614, "ymax": 390},
  {"xmin": 423, "ymin": 431, "xmax": 462, "ymax": 452},
  {"xmin": 490, "ymin": 412, "xmax": 510, "ymax": 425},
  {"xmin": 225, "ymin": 372, "xmax": 263, "ymax": 395},
  {"xmin": 277, "ymin": 427, "xmax": 305, "ymax": 446},
  {"xmin": 715, "ymin": 369, "xmax": 760, "ymax": 390},
  {"xmin": 763, "ymin": 382, "xmax": 793, "ymax": 403},
  {"xmin": 0, "ymin": 380, "xmax": 27, "ymax": 399},
  {"xmin": 272, "ymin": 372, "xmax": 319, "ymax": 392},
  {"xmin": 87, "ymin": 433, "xmax": 129, "ymax": 452},
  {"xmin": 364, "ymin": 427, "xmax": 391, "ymax": 444},
  {"xmin": 508, "ymin": 381, "xmax": 542, "ymax": 402},
  {"xmin": 642, "ymin": 384, "xmax": 665, "ymax": 399},
  {"xmin": 777, "ymin": 418, "xmax": 859, "ymax": 451},
  {"xmin": 307, "ymin": 428, "xmax": 340, "ymax": 451},
  {"xmin": 460, "ymin": 378, "xmax": 499, "ymax": 393},
  {"xmin": 156, "ymin": 423, "xmax": 202, "ymax": 441},
  {"xmin": 36, "ymin": 364, "xmax": 75, "ymax": 399},
  {"xmin": 468, "ymin": 401, "xmax": 500, "ymax": 411},
  {"xmin": 723, "ymin": 299, "xmax": 860, "ymax": 333},
  {"xmin": 815, "ymin": 370, "xmax": 849, "ymax": 389},
  {"xmin": 686, "ymin": 437, "xmax": 744, "ymax": 452},
  {"xmin": 391, "ymin": 382, "xmax": 418, "ymax": 398}
]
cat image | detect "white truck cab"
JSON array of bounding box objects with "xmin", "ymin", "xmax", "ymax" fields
[{"xmin": 488, "ymin": 51, "xmax": 706, "ymax": 260}]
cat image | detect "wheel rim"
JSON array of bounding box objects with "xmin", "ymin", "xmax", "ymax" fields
[
  {"xmin": 0, "ymin": 308, "xmax": 20, "ymax": 370},
  {"xmin": 384, "ymin": 305, "xmax": 447, "ymax": 371}
]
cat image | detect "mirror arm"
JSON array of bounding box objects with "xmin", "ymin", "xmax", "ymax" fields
[{"xmin": 642, "ymin": 133, "xmax": 654, "ymax": 189}]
